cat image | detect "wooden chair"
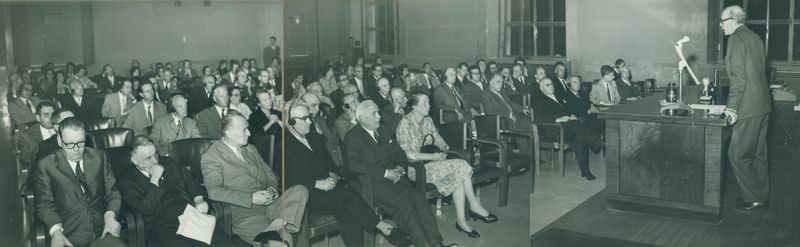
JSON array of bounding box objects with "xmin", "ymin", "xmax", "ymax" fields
[
  {"xmin": 89, "ymin": 128, "xmax": 134, "ymax": 150},
  {"xmin": 87, "ymin": 117, "xmax": 114, "ymax": 130},
  {"xmin": 439, "ymin": 121, "xmax": 509, "ymax": 206},
  {"xmin": 169, "ymin": 138, "xmax": 214, "ymax": 184},
  {"xmin": 530, "ymin": 109, "xmax": 572, "ymax": 177}
]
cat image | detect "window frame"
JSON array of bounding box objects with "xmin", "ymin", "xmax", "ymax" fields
[
  {"xmin": 362, "ymin": 0, "xmax": 400, "ymax": 56},
  {"xmin": 715, "ymin": 0, "xmax": 799, "ymax": 63},
  {"xmin": 502, "ymin": 0, "xmax": 566, "ymax": 58}
]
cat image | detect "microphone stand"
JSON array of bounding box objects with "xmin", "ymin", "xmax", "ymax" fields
[{"xmin": 660, "ymin": 39, "xmax": 696, "ymax": 116}]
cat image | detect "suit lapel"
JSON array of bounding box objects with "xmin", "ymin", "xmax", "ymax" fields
[
  {"xmin": 54, "ymin": 152, "xmax": 87, "ymax": 203},
  {"xmin": 82, "ymin": 150, "xmax": 100, "ymax": 201}
]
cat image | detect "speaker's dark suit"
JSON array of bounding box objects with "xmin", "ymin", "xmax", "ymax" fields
[
  {"xmin": 285, "ymin": 132, "xmax": 379, "ymax": 247},
  {"xmin": 32, "ymin": 148, "xmax": 124, "ymax": 247},
  {"xmin": 117, "ymin": 159, "xmax": 238, "ymax": 247},
  {"xmin": 343, "ymin": 125, "xmax": 442, "ymax": 247},
  {"xmin": 533, "ymin": 93, "xmax": 603, "ymax": 173},
  {"xmin": 58, "ymin": 95, "xmax": 99, "ymax": 123},
  {"xmin": 725, "ymin": 26, "xmax": 773, "ymax": 203}
]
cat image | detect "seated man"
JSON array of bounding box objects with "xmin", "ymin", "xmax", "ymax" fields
[
  {"xmin": 285, "ymin": 103, "xmax": 411, "ymax": 247},
  {"xmin": 201, "ymin": 111, "xmax": 308, "ymax": 246},
  {"xmin": 196, "ymin": 84, "xmax": 233, "ymax": 139},
  {"xmin": 433, "ymin": 68, "xmax": 473, "ymax": 124},
  {"xmin": 36, "ymin": 109, "xmax": 75, "ymax": 163},
  {"xmin": 563, "ymin": 75, "xmax": 603, "ymax": 134},
  {"xmin": 32, "ymin": 117, "xmax": 126, "ymax": 247},
  {"xmin": 17, "ymin": 101, "xmax": 57, "ymax": 167},
  {"xmin": 334, "ymin": 94, "xmax": 360, "ymax": 141},
  {"xmin": 533, "ymin": 78, "xmax": 604, "ymax": 180},
  {"xmin": 482, "ymin": 74, "xmax": 532, "ymax": 153},
  {"xmin": 379, "ymin": 87, "xmax": 407, "ymax": 136},
  {"xmin": 8, "ymin": 82, "xmax": 40, "ymax": 126},
  {"xmin": 300, "ymin": 93, "xmax": 343, "ymax": 167},
  {"xmin": 118, "ymin": 136, "xmax": 238, "ymax": 246},
  {"xmin": 59, "ymin": 78, "xmax": 99, "ymax": 123},
  {"xmin": 123, "ymin": 81, "xmax": 168, "ymax": 136},
  {"xmin": 590, "ymin": 65, "xmax": 622, "ymax": 107},
  {"xmin": 343, "ymin": 100, "xmax": 457, "ymax": 247},
  {"xmin": 101, "ymin": 79, "xmax": 135, "ymax": 126},
  {"xmin": 149, "ymin": 94, "xmax": 201, "ymax": 156}
]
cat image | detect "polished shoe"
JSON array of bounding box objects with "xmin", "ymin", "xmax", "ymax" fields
[
  {"xmin": 455, "ymin": 223, "xmax": 480, "ymax": 238},
  {"xmin": 468, "ymin": 211, "xmax": 498, "ymax": 223},
  {"xmin": 735, "ymin": 201, "xmax": 769, "ymax": 212},
  {"xmin": 386, "ymin": 228, "xmax": 412, "ymax": 246},
  {"xmin": 581, "ymin": 172, "xmax": 596, "ymax": 180},
  {"xmin": 254, "ymin": 231, "xmax": 290, "ymax": 247}
]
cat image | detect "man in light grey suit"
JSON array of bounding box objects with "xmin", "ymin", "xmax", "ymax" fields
[
  {"xmin": 201, "ymin": 111, "xmax": 307, "ymax": 246},
  {"xmin": 149, "ymin": 94, "xmax": 201, "ymax": 156},
  {"xmin": 8, "ymin": 82, "xmax": 41, "ymax": 127},
  {"xmin": 589, "ymin": 65, "xmax": 622, "ymax": 107},
  {"xmin": 101, "ymin": 79, "xmax": 135, "ymax": 126},
  {"xmin": 122, "ymin": 81, "xmax": 167, "ymax": 136},
  {"xmin": 196, "ymin": 84, "xmax": 233, "ymax": 139}
]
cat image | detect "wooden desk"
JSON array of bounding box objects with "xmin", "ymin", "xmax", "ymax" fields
[{"xmin": 599, "ymin": 86, "xmax": 728, "ymax": 223}]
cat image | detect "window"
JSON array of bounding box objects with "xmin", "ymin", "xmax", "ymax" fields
[
  {"xmin": 364, "ymin": 0, "xmax": 399, "ymax": 55},
  {"xmin": 719, "ymin": 0, "xmax": 797, "ymax": 62},
  {"xmin": 503, "ymin": 0, "xmax": 566, "ymax": 57}
]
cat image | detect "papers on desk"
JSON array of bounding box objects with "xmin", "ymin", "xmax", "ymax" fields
[
  {"xmin": 688, "ymin": 104, "xmax": 726, "ymax": 115},
  {"xmin": 794, "ymin": 104, "xmax": 800, "ymax": 112},
  {"xmin": 177, "ymin": 204, "xmax": 216, "ymax": 245}
]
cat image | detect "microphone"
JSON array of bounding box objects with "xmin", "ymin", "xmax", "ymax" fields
[{"xmin": 676, "ymin": 36, "xmax": 690, "ymax": 45}]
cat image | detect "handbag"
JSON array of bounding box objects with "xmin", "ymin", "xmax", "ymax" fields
[{"xmin": 420, "ymin": 134, "xmax": 441, "ymax": 154}]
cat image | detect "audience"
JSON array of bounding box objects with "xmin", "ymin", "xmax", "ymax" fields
[
  {"xmin": 379, "ymin": 87, "xmax": 407, "ymax": 135},
  {"xmin": 552, "ymin": 62, "xmax": 570, "ymax": 101},
  {"xmin": 149, "ymin": 94, "xmax": 201, "ymax": 156},
  {"xmin": 196, "ymin": 84, "xmax": 233, "ymax": 139},
  {"xmin": 396, "ymin": 93, "xmax": 498, "ymax": 239},
  {"xmin": 93, "ymin": 64, "xmax": 120, "ymax": 93},
  {"xmin": 122, "ymin": 81, "xmax": 167, "ymax": 136},
  {"xmin": 461, "ymin": 65, "xmax": 486, "ymax": 114},
  {"xmin": 201, "ymin": 111, "xmax": 307, "ymax": 247},
  {"xmin": 36, "ymin": 109, "xmax": 75, "ymax": 163},
  {"xmin": 188, "ymin": 75, "xmax": 216, "ymax": 116},
  {"xmin": 300, "ymin": 93, "xmax": 344, "ymax": 167}
]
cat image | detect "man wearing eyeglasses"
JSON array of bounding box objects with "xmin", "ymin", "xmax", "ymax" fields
[
  {"xmin": 8, "ymin": 82, "xmax": 40, "ymax": 126},
  {"xmin": 720, "ymin": 5, "xmax": 772, "ymax": 212},
  {"xmin": 32, "ymin": 117, "xmax": 126, "ymax": 247}
]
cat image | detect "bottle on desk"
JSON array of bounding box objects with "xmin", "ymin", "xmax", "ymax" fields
[{"xmin": 666, "ymin": 83, "xmax": 678, "ymax": 103}]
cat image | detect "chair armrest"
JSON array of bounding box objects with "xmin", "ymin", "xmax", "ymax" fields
[
  {"xmin": 499, "ymin": 129, "xmax": 532, "ymax": 139},
  {"xmin": 407, "ymin": 161, "xmax": 428, "ymax": 192},
  {"xmin": 467, "ymin": 138, "xmax": 509, "ymax": 168},
  {"xmin": 210, "ymin": 201, "xmax": 234, "ymax": 237},
  {"xmin": 123, "ymin": 213, "xmax": 145, "ymax": 247}
]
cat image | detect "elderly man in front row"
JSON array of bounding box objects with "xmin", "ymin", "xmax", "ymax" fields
[
  {"xmin": 343, "ymin": 100, "xmax": 458, "ymax": 247},
  {"xmin": 149, "ymin": 94, "xmax": 201, "ymax": 156},
  {"xmin": 201, "ymin": 111, "xmax": 308, "ymax": 246},
  {"xmin": 33, "ymin": 117, "xmax": 126, "ymax": 247}
]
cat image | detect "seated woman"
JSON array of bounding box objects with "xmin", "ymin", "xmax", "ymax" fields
[
  {"xmin": 229, "ymin": 86, "xmax": 252, "ymax": 119},
  {"xmin": 74, "ymin": 65, "xmax": 98, "ymax": 89},
  {"xmin": 396, "ymin": 92, "xmax": 498, "ymax": 239}
]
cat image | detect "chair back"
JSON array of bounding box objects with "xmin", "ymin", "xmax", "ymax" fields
[
  {"xmin": 439, "ymin": 121, "xmax": 468, "ymax": 150},
  {"xmin": 105, "ymin": 146, "xmax": 134, "ymax": 177},
  {"xmin": 87, "ymin": 117, "xmax": 114, "ymax": 130},
  {"xmin": 249, "ymin": 133, "xmax": 276, "ymax": 167},
  {"xmin": 90, "ymin": 128, "xmax": 134, "ymax": 150},
  {"xmin": 169, "ymin": 138, "xmax": 214, "ymax": 182},
  {"xmin": 473, "ymin": 115, "xmax": 501, "ymax": 139}
]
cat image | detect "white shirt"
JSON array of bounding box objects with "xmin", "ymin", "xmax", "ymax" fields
[
  {"xmin": 546, "ymin": 93, "xmax": 560, "ymax": 105},
  {"xmin": 354, "ymin": 78, "xmax": 365, "ymax": 95},
  {"xmin": 173, "ymin": 113, "xmax": 183, "ymax": 126},
  {"xmin": 289, "ymin": 129, "xmax": 312, "ymax": 150},
  {"xmin": 215, "ymin": 105, "xmax": 229, "ymax": 119},
  {"xmin": 40, "ymin": 125, "xmax": 56, "ymax": 141},
  {"xmin": 73, "ymin": 95, "xmax": 83, "ymax": 106},
  {"xmin": 361, "ymin": 126, "xmax": 379, "ymax": 143},
  {"xmin": 222, "ymin": 140, "xmax": 244, "ymax": 160},
  {"xmin": 118, "ymin": 92, "xmax": 128, "ymax": 114},
  {"xmin": 21, "ymin": 97, "xmax": 35, "ymax": 112},
  {"xmin": 603, "ymin": 80, "xmax": 614, "ymax": 102}
]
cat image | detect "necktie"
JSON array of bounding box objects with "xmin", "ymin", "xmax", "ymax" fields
[
  {"xmin": 176, "ymin": 119, "xmax": 182, "ymax": 128},
  {"xmin": 25, "ymin": 99, "xmax": 34, "ymax": 113},
  {"xmin": 147, "ymin": 105, "xmax": 153, "ymax": 123},
  {"xmin": 120, "ymin": 95, "xmax": 127, "ymax": 114},
  {"xmin": 373, "ymin": 131, "xmax": 382, "ymax": 145},
  {"xmin": 606, "ymin": 82, "xmax": 613, "ymax": 102},
  {"xmin": 451, "ymin": 86, "xmax": 464, "ymax": 107},
  {"xmin": 221, "ymin": 108, "xmax": 227, "ymax": 119},
  {"xmin": 75, "ymin": 161, "xmax": 91, "ymax": 199}
]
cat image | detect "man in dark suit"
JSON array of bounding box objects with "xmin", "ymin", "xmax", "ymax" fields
[
  {"xmin": 720, "ymin": 6, "xmax": 773, "ymax": 211},
  {"xmin": 455, "ymin": 62, "xmax": 469, "ymax": 89},
  {"xmin": 93, "ymin": 64, "xmax": 120, "ymax": 93},
  {"xmin": 101, "ymin": 79, "xmax": 135, "ymax": 126},
  {"xmin": 32, "ymin": 117, "xmax": 126, "ymax": 247},
  {"xmin": 262, "ymin": 36, "xmax": 280, "ymax": 66},
  {"xmin": 350, "ymin": 66, "xmax": 368, "ymax": 99},
  {"xmin": 371, "ymin": 78, "xmax": 392, "ymax": 110},
  {"xmin": 300, "ymin": 93, "xmax": 343, "ymax": 167},
  {"xmin": 379, "ymin": 88, "xmax": 407, "ymax": 136},
  {"xmin": 433, "ymin": 68, "xmax": 473, "ymax": 124},
  {"xmin": 201, "ymin": 111, "xmax": 308, "ymax": 246},
  {"xmin": 563, "ymin": 76, "xmax": 603, "ymax": 134},
  {"xmin": 364, "ymin": 65, "xmax": 383, "ymax": 99},
  {"xmin": 36, "ymin": 109, "xmax": 75, "ymax": 163},
  {"xmin": 188, "ymin": 76, "xmax": 216, "ymax": 117},
  {"xmin": 123, "ymin": 81, "xmax": 168, "ymax": 136},
  {"xmin": 196, "ymin": 84, "xmax": 233, "ymax": 139},
  {"xmin": 509, "ymin": 64, "xmax": 532, "ymax": 106},
  {"xmin": 482, "ymin": 74, "xmax": 531, "ymax": 133},
  {"xmin": 285, "ymin": 104, "xmax": 410, "ymax": 247},
  {"xmin": 534, "ymin": 79, "xmax": 604, "ymax": 180},
  {"xmin": 17, "ymin": 102, "xmax": 57, "ymax": 167},
  {"xmin": 552, "ymin": 62, "xmax": 571, "ymax": 101},
  {"xmin": 343, "ymin": 100, "xmax": 457, "ymax": 247},
  {"xmin": 334, "ymin": 94, "xmax": 360, "ymax": 141},
  {"xmin": 8, "ymin": 82, "xmax": 40, "ymax": 126},
  {"xmin": 118, "ymin": 136, "xmax": 238, "ymax": 246},
  {"xmin": 156, "ymin": 69, "xmax": 181, "ymax": 105},
  {"xmin": 59, "ymin": 78, "xmax": 99, "ymax": 123},
  {"xmin": 461, "ymin": 65, "xmax": 486, "ymax": 114}
]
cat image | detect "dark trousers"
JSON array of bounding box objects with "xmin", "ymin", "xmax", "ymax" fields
[
  {"xmin": 309, "ymin": 187, "xmax": 380, "ymax": 247},
  {"xmin": 562, "ymin": 121, "xmax": 603, "ymax": 173},
  {"xmin": 729, "ymin": 114, "xmax": 770, "ymax": 202},
  {"xmin": 374, "ymin": 179, "xmax": 442, "ymax": 247}
]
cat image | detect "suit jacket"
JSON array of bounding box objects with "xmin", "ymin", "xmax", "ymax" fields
[
  {"xmin": 122, "ymin": 101, "xmax": 168, "ymax": 136},
  {"xmin": 155, "ymin": 81, "xmax": 181, "ymax": 104},
  {"xmin": 379, "ymin": 104, "xmax": 404, "ymax": 136},
  {"xmin": 342, "ymin": 125, "xmax": 409, "ymax": 186},
  {"xmin": 311, "ymin": 114, "xmax": 343, "ymax": 167},
  {"xmin": 364, "ymin": 76, "xmax": 380, "ymax": 100},
  {"xmin": 284, "ymin": 132, "xmax": 337, "ymax": 190},
  {"xmin": 614, "ymin": 78, "xmax": 643, "ymax": 100},
  {"xmin": 263, "ymin": 45, "xmax": 280, "ymax": 65},
  {"xmin": 552, "ymin": 76, "xmax": 571, "ymax": 101},
  {"xmin": 117, "ymin": 158, "xmax": 205, "ymax": 241},
  {"xmin": 58, "ymin": 94, "xmax": 99, "ymax": 123},
  {"xmin": 564, "ymin": 90, "xmax": 592, "ymax": 119},
  {"xmin": 725, "ymin": 26, "xmax": 772, "ymax": 118},
  {"xmin": 482, "ymin": 90, "xmax": 525, "ymax": 119},
  {"xmin": 201, "ymin": 141, "xmax": 279, "ymax": 223},
  {"xmin": 33, "ymin": 148, "xmax": 122, "ymax": 240},
  {"xmin": 432, "ymin": 84, "xmax": 470, "ymax": 123},
  {"xmin": 92, "ymin": 75, "xmax": 121, "ymax": 92},
  {"xmin": 149, "ymin": 113, "xmax": 201, "ymax": 156},
  {"xmin": 533, "ymin": 93, "xmax": 571, "ymax": 141},
  {"xmin": 334, "ymin": 113, "xmax": 357, "ymax": 141},
  {"xmin": 589, "ymin": 80, "xmax": 621, "ymax": 106},
  {"xmin": 18, "ymin": 124, "xmax": 48, "ymax": 165},
  {"xmin": 195, "ymin": 106, "xmax": 232, "ymax": 139},
  {"xmin": 101, "ymin": 92, "xmax": 135, "ymax": 125},
  {"xmin": 187, "ymin": 86, "xmax": 214, "ymax": 117},
  {"xmin": 461, "ymin": 80, "xmax": 486, "ymax": 112},
  {"xmin": 37, "ymin": 136, "xmax": 59, "ymax": 163},
  {"xmin": 8, "ymin": 96, "xmax": 40, "ymax": 126},
  {"xmin": 373, "ymin": 93, "xmax": 391, "ymax": 110},
  {"xmin": 419, "ymin": 72, "xmax": 441, "ymax": 90},
  {"xmin": 176, "ymin": 68, "xmax": 198, "ymax": 82}
]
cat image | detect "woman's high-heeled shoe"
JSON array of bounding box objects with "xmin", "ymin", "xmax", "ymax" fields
[
  {"xmin": 455, "ymin": 223, "xmax": 480, "ymax": 238},
  {"xmin": 469, "ymin": 211, "xmax": 499, "ymax": 223}
]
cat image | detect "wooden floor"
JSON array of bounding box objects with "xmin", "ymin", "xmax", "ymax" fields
[{"xmin": 532, "ymin": 145, "xmax": 800, "ymax": 247}]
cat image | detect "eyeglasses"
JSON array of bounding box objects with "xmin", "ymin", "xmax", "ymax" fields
[
  {"xmin": 60, "ymin": 136, "xmax": 86, "ymax": 150},
  {"xmin": 292, "ymin": 115, "xmax": 312, "ymax": 122},
  {"xmin": 719, "ymin": 17, "xmax": 733, "ymax": 25}
]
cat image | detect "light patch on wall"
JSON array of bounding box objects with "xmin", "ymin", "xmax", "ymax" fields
[{"xmin": 44, "ymin": 14, "xmax": 64, "ymax": 25}]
